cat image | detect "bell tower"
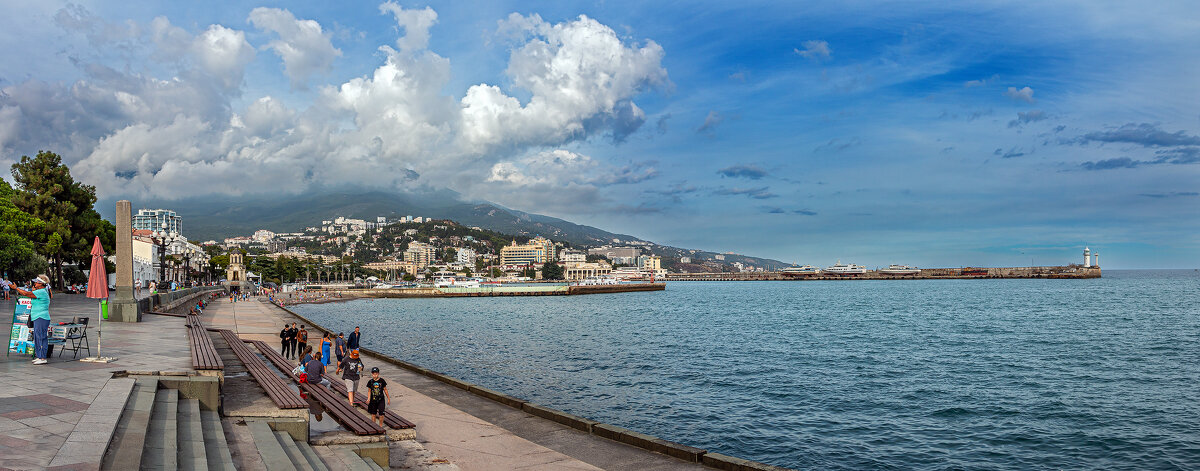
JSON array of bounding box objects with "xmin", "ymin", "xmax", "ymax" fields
[{"xmin": 227, "ymin": 251, "xmax": 246, "ymax": 283}]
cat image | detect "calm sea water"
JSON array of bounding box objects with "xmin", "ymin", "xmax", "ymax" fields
[{"xmin": 294, "ymin": 270, "xmax": 1200, "ymax": 469}]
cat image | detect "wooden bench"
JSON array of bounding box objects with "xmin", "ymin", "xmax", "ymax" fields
[
  {"xmin": 215, "ymin": 330, "xmax": 305, "ymax": 409},
  {"xmin": 249, "ymin": 340, "xmax": 413, "ymax": 430},
  {"xmin": 299, "ymin": 380, "xmax": 385, "ymax": 435},
  {"xmin": 186, "ymin": 316, "xmax": 223, "ymax": 370}
]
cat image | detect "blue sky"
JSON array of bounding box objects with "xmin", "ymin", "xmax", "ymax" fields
[{"xmin": 1, "ymin": 1, "xmax": 1197, "ymax": 268}]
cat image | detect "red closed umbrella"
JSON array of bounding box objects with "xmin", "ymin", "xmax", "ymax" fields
[{"xmin": 82, "ymin": 236, "xmax": 114, "ymax": 362}]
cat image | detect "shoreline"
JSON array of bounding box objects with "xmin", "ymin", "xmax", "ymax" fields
[{"xmin": 271, "ymin": 299, "xmax": 791, "ymax": 471}]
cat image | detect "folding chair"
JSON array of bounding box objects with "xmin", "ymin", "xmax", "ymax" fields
[{"xmin": 60, "ymin": 317, "xmax": 91, "ymax": 359}]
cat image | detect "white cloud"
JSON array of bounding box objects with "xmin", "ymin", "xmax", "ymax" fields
[
  {"xmin": 794, "ymin": 40, "xmax": 831, "ymax": 60},
  {"xmin": 378, "ymin": 3, "xmax": 438, "ymax": 52},
  {"xmin": 249, "ymin": 7, "xmax": 342, "ymax": 88},
  {"xmin": 697, "ymin": 110, "xmax": 722, "ymax": 134},
  {"xmin": 1005, "ymin": 86, "xmax": 1035, "ymax": 103},
  {"xmin": 193, "ymin": 25, "xmax": 256, "ymax": 90}
]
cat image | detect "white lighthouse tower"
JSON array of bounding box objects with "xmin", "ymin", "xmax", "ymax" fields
[
  {"xmin": 1083, "ymin": 247, "xmax": 1091, "ymax": 267},
  {"xmin": 1092, "ymin": 251, "xmax": 1099, "ymax": 267}
]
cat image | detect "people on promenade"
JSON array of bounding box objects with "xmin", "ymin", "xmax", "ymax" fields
[
  {"xmin": 11, "ymin": 275, "xmax": 52, "ymax": 365},
  {"xmin": 279, "ymin": 325, "xmax": 291, "ymax": 358},
  {"xmin": 321, "ymin": 332, "xmax": 332, "ymax": 366},
  {"xmin": 366, "ymin": 367, "xmax": 389, "ymax": 427},
  {"xmin": 297, "ymin": 326, "xmax": 309, "ymax": 359},
  {"xmin": 335, "ymin": 332, "xmax": 347, "ymax": 364},
  {"xmin": 347, "ymin": 326, "xmax": 361, "ymax": 351},
  {"xmin": 1, "ymin": 277, "xmax": 11, "ymax": 300},
  {"xmin": 305, "ymin": 352, "xmax": 331, "ymax": 388},
  {"xmin": 337, "ymin": 350, "xmax": 364, "ymax": 405}
]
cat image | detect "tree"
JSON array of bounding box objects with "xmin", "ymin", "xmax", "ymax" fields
[
  {"xmin": 0, "ymin": 180, "xmax": 46, "ymax": 279},
  {"xmin": 541, "ymin": 260, "xmax": 564, "ymax": 280},
  {"xmin": 11, "ymin": 151, "xmax": 108, "ymax": 288},
  {"xmin": 443, "ymin": 247, "xmax": 457, "ymax": 263}
]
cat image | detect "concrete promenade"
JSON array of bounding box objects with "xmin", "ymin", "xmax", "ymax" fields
[
  {"xmin": 203, "ymin": 296, "xmax": 708, "ymax": 471},
  {"xmin": 0, "ymin": 293, "xmax": 192, "ymax": 470}
]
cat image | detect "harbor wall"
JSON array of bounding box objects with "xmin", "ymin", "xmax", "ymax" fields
[
  {"xmin": 272, "ymin": 300, "xmax": 789, "ymax": 470},
  {"xmin": 292, "ymin": 283, "xmax": 665, "ymax": 300},
  {"xmin": 665, "ymin": 266, "xmax": 1100, "ymax": 281}
]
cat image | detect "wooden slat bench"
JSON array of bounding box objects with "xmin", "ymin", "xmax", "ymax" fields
[
  {"xmin": 299, "ymin": 380, "xmax": 385, "ymax": 435},
  {"xmin": 186, "ymin": 316, "xmax": 223, "ymax": 370},
  {"xmin": 216, "ymin": 329, "xmax": 306, "ymax": 409},
  {"xmin": 249, "ymin": 340, "xmax": 413, "ymax": 430}
]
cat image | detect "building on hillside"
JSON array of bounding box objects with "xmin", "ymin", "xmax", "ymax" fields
[
  {"xmin": 680, "ymin": 256, "xmax": 691, "ymax": 263},
  {"xmin": 133, "ymin": 209, "xmax": 182, "ymax": 236},
  {"xmin": 405, "ymin": 241, "xmax": 437, "ymax": 268},
  {"xmin": 588, "ymin": 246, "xmax": 640, "ymax": 265},
  {"xmin": 364, "ymin": 260, "xmax": 417, "ymax": 274},
  {"xmin": 456, "ymin": 247, "xmax": 477, "ymax": 265},
  {"xmin": 559, "ymin": 250, "xmax": 586, "ymax": 265},
  {"xmin": 266, "ymin": 239, "xmax": 286, "ymax": 252},
  {"xmin": 252, "ymin": 229, "xmax": 276, "ymax": 243},
  {"xmin": 639, "ymin": 255, "xmax": 662, "ymax": 272},
  {"xmin": 564, "ymin": 261, "xmax": 612, "ymax": 280},
  {"xmin": 500, "ymin": 238, "xmax": 554, "ymax": 265}
]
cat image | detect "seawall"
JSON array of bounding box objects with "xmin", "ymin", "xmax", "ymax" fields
[
  {"xmin": 666, "ymin": 266, "xmax": 1101, "ymax": 281},
  {"xmin": 274, "ymin": 301, "xmax": 790, "ymax": 471}
]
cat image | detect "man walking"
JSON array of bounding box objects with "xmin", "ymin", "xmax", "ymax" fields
[
  {"xmin": 297, "ymin": 325, "xmax": 308, "ymax": 359},
  {"xmin": 347, "ymin": 326, "xmax": 361, "ymax": 351},
  {"xmin": 287, "ymin": 323, "xmax": 299, "ymax": 359},
  {"xmin": 335, "ymin": 332, "xmax": 347, "ymax": 365},
  {"xmin": 279, "ymin": 325, "xmax": 291, "ymax": 358},
  {"xmin": 337, "ymin": 350, "xmax": 364, "ymax": 405}
]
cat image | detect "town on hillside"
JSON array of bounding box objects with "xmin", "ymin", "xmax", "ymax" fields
[{"xmin": 129, "ymin": 209, "xmax": 779, "ymax": 287}]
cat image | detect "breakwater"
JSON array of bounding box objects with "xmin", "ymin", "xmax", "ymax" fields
[
  {"xmin": 289, "ymin": 283, "xmax": 664, "ymax": 302},
  {"xmin": 666, "ymin": 265, "xmax": 1100, "ymax": 281}
]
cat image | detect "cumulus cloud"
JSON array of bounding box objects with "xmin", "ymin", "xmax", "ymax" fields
[
  {"xmin": 697, "ymin": 111, "xmax": 722, "ymax": 134},
  {"xmin": 1077, "ymin": 123, "xmax": 1200, "ymax": 147},
  {"xmin": 378, "ymin": 3, "xmax": 438, "ymax": 52},
  {"xmin": 794, "ymin": 40, "xmax": 831, "ymax": 60},
  {"xmin": 717, "ymin": 164, "xmax": 768, "ymax": 180},
  {"xmin": 1077, "ymin": 148, "xmax": 1200, "ymax": 170},
  {"xmin": 0, "ymin": 6, "xmax": 670, "ymax": 210},
  {"xmin": 1004, "ymin": 86, "xmax": 1035, "ymax": 103},
  {"xmin": 249, "ymin": 8, "xmax": 342, "ymax": 88},
  {"xmin": 1008, "ymin": 110, "xmax": 1047, "ymax": 128}
]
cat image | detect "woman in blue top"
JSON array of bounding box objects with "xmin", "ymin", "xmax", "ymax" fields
[
  {"xmin": 321, "ymin": 333, "xmax": 332, "ymax": 366},
  {"xmin": 12, "ymin": 274, "xmax": 52, "ymax": 365}
]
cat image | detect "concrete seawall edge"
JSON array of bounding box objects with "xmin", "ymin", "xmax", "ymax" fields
[{"xmin": 271, "ymin": 301, "xmax": 793, "ymax": 471}]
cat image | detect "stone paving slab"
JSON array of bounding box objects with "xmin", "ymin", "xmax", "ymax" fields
[{"xmin": 0, "ymin": 294, "xmax": 193, "ymax": 470}]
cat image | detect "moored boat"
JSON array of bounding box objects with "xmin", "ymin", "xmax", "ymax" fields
[
  {"xmin": 878, "ymin": 264, "xmax": 921, "ymax": 275},
  {"xmin": 825, "ymin": 260, "xmax": 867, "ymax": 274},
  {"xmin": 781, "ymin": 265, "xmax": 821, "ymax": 275}
]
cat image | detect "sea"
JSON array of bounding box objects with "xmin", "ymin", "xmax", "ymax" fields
[{"xmin": 293, "ymin": 270, "xmax": 1200, "ymax": 470}]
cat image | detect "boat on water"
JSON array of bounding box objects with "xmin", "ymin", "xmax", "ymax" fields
[
  {"xmin": 878, "ymin": 264, "xmax": 921, "ymax": 275},
  {"xmin": 825, "ymin": 260, "xmax": 867, "ymax": 274},
  {"xmin": 781, "ymin": 265, "xmax": 821, "ymax": 275},
  {"xmin": 578, "ymin": 276, "xmax": 620, "ymax": 286}
]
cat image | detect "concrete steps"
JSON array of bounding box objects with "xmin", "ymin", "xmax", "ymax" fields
[
  {"xmin": 102, "ymin": 377, "xmax": 237, "ymax": 470},
  {"xmin": 247, "ymin": 419, "xmax": 338, "ymax": 470}
]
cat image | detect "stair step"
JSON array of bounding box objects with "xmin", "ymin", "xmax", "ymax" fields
[
  {"xmin": 177, "ymin": 398, "xmax": 208, "ymax": 471},
  {"xmin": 143, "ymin": 388, "xmax": 179, "ymax": 469},
  {"xmin": 247, "ymin": 420, "xmax": 298, "ymax": 470},
  {"xmin": 274, "ymin": 430, "xmax": 310, "ymax": 469},
  {"xmin": 201, "ymin": 409, "xmax": 237, "ymax": 471},
  {"xmin": 333, "ymin": 446, "xmax": 377, "ymax": 471},
  {"xmin": 101, "ymin": 378, "xmax": 158, "ymax": 470},
  {"xmin": 292, "ymin": 433, "xmax": 331, "ymax": 471}
]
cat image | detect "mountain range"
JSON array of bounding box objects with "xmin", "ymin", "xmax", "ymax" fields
[{"xmin": 100, "ymin": 189, "xmax": 789, "ymax": 270}]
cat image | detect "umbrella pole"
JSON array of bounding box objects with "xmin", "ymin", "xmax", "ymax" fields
[{"xmin": 82, "ymin": 300, "xmax": 115, "ymax": 363}]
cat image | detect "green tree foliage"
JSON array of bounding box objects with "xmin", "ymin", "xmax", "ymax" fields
[
  {"xmin": 541, "ymin": 260, "xmax": 564, "ymax": 280},
  {"xmin": 11, "ymin": 151, "xmax": 111, "ymax": 287},
  {"xmin": 0, "ymin": 180, "xmax": 46, "ymax": 279}
]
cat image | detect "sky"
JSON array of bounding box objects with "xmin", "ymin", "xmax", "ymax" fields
[{"xmin": 1, "ymin": 1, "xmax": 1197, "ymax": 268}]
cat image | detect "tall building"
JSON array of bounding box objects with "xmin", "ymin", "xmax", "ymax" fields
[
  {"xmin": 405, "ymin": 241, "xmax": 437, "ymax": 268},
  {"xmin": 456, "ymin": 247, "xmax": 477, "ymax": 265},
  {"xmin": 133, "ymin": 209, "xmax": 182, "ymax": 236},
  {"xmin": 639, "ymin": 255, "xmax": 662, "ymax": 272},
  {"xmin": 500, "ymin": 238, "xmax": 553, "ymax": 265}
]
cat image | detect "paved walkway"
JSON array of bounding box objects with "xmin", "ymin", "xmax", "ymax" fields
[
  {"xmin": 0, "ymin": 293, "xmax": 192, "ymax": 470},
  {"xmin": 202, "ymin": 296, "xmax": 706, "ymax": 471}
]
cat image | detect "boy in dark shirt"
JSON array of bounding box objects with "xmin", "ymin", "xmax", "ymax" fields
[
  {"xmin": 365, "ymin": 367, "xmax": 389, "ymax": 426},
  {"xmin": 287, "ymin": 323, "xmax": 298, "ymax": 359}
]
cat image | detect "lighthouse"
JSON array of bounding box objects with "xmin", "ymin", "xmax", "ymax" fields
[
  {"xmin": 1083, "ymin": 247, "xmax": 1091, "ymax": 267},
  {"xmin": 1093, "ymin": 251, "xmax": 1099, "ymax": 267}
]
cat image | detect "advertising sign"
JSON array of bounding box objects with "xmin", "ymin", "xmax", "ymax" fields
[{"xmin": 8, "ymin": 297, "xmax": 32, "ymax": 355}]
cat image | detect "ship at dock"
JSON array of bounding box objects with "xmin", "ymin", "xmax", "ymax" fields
[
  {"xmin": 878, "ymin": 264, "xmax": 921, "ymax": 275},
  {"xmin": 780, "ymin": 265, "xmax": 821, "ymax": 275},
  {"xmin": 824, "ymin": 261, "xmax": 867, "ymax": 275}
]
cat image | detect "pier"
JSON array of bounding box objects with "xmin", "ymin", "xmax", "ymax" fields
[
  {"xmin": 289, "ymin": 283, "xmax": 666, "ymax": 301},
  {"xmin": 665, "ymin": 266, "xmax": 1101, "ymax": 281}
]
